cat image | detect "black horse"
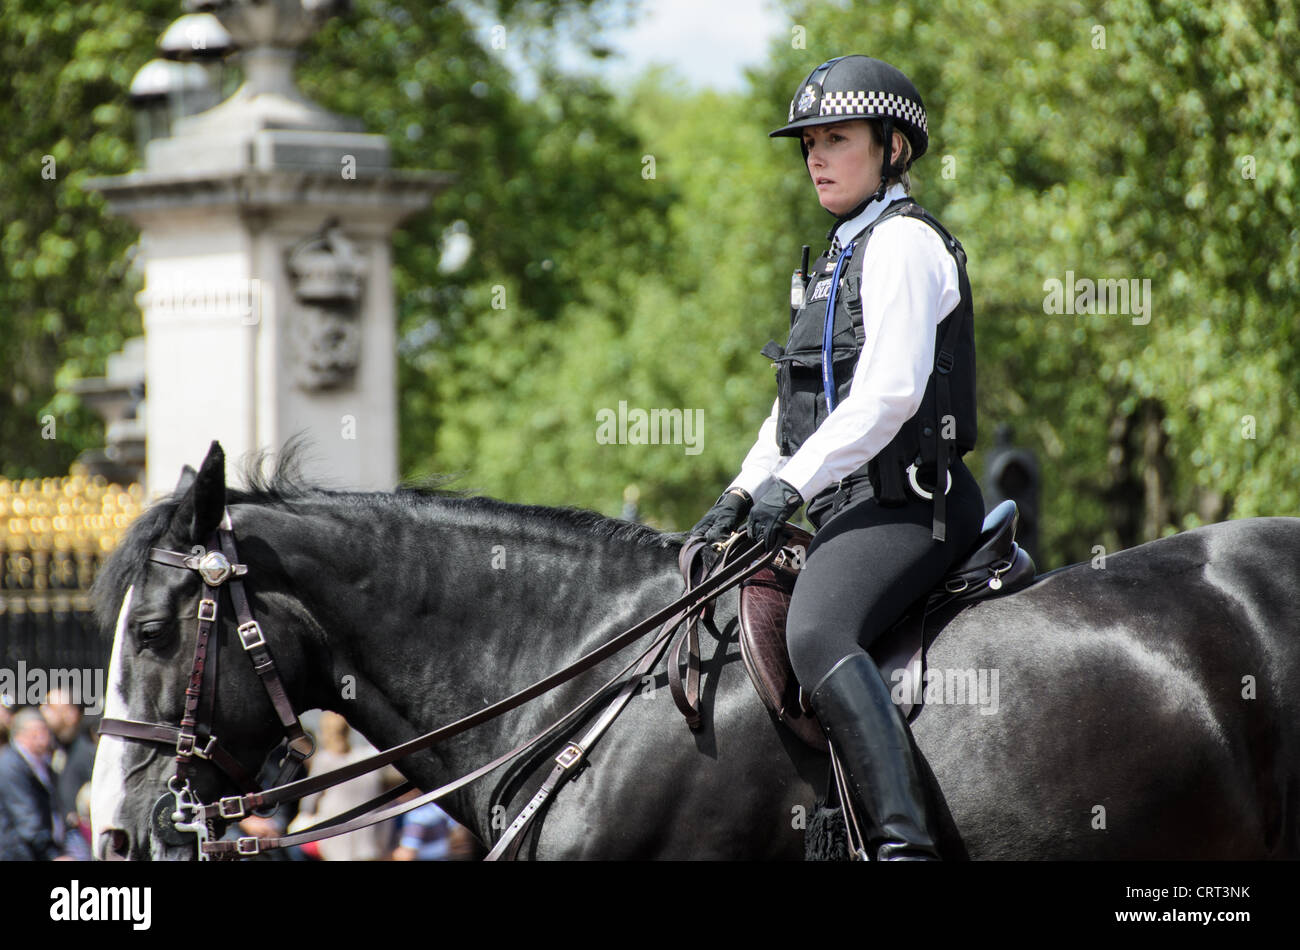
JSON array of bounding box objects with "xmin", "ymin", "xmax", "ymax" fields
[{"xmin": 91, "ymin": 441, "xmax": 1300, "ymax": 859}]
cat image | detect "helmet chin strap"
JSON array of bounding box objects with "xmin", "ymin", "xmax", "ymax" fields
[{"xmin": 823, "ymin": 117, "xmax": 898, "ymax": 241}]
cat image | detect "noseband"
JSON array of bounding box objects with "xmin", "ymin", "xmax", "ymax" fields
[{"xmin": 99, "ymin": 508, "xmax": 315, "ymax": 859}]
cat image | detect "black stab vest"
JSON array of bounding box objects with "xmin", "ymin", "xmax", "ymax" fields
[{"xmin": 760, "ymin": 198, "xmax": 977, "ymax": 540}]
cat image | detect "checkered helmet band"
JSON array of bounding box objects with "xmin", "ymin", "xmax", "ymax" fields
[{"xmin": 789, "ymin": 89, "xmax": 929, "ymax": 137}]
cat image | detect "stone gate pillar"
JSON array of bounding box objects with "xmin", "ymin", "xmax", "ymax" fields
[{"xmin": 87, "ymin": 0, "xmax": 449, "ymax": 497}]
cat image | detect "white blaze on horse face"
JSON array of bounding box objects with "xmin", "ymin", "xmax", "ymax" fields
[{"xmin": 91, "ymin": 585, "xmax": 134, "ymax": 852}]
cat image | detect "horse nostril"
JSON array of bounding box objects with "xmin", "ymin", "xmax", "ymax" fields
[{"xmin": 102, "ymin": 829, "xmax": 130, "ymax": 860}]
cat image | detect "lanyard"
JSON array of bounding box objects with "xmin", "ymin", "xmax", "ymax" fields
[{"xmin": 821, "ymin": 241, "xmax": 857, "ymax": 413}]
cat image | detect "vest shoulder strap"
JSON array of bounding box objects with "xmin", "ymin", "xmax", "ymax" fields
[
  {"xmin": 850, "ymin": 200, "xmax": 969, "ymax": 360},
  {"xmin": 842, "ymin": 196, "xmax": 918, "ymax": 247},
  {"xmin": 846, "ymin": 199, "xmax": 965, "ymax": 261}
]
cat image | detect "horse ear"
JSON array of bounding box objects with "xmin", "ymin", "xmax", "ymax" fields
[
  {"xmin": 175, "ymin": 465, "xmax": 197, "ymax": 496},
  {"xmin": 169, "ymin": 446, "xmax": 224, "ymax": 543},
  {"xmin": 169, "ymin": 442, "xmax": 227, "ymax": 544},
  {"xmin": 190, "ymin": 441, "xmax": 227, "ymax": 542}
]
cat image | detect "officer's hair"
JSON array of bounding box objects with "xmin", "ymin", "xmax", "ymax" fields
[{"xmin": 867, "ymin": 120, "xmax": 913, "ymax": 193}]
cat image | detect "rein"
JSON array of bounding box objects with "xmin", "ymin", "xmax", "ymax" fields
[{"xmin": 101, "ymin": 507, "xmax": 779, "ymax": 859}]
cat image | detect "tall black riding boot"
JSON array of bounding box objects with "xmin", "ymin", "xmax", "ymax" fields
[{"xmin": 809, "ymin": 652, "xmax": 941, "ymax": 861}]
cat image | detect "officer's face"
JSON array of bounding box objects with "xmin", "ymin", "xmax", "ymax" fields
[{"xmin": 803, "ymin": 121, "xmax": 884, "ymax": 215}]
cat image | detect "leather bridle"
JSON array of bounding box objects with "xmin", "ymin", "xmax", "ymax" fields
[
  {"xmin": 100, "ymin": 509, "xmax": 316, "ymax": 857},
  {"xmin": 99, "ymin": 506, "xmax": 781, "ymax": 860}
]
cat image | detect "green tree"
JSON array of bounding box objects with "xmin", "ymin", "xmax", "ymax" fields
[{"xmin": 0, "ymin": 0, "xmax": 177, "ymax": 476}]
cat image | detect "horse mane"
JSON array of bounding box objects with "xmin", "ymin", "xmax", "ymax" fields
[{"xmin": 91, "ymin": 436, "xmax": 683, "ymax": 635}]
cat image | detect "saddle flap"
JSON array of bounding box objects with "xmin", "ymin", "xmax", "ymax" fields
[
  {"xmin": 738, "ymin": 563, "xmax": 924, "ymax": 748},
  {"xmin": 736, "ymin": 528, "xmax": 828, "ymax": 752}
]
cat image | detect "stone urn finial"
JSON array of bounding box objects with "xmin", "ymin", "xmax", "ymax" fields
[
  {"xmin": 186, "ymin": 0, "xmax": 350, "ymax": 52},
  {"xmin": 173, "ymin": 0, "xmax": 358, "ymax": 137}
]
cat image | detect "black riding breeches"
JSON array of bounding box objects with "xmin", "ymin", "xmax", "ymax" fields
[{"xmin": 785, "ymin": 458, "xmax": 986, "ymax": 691}]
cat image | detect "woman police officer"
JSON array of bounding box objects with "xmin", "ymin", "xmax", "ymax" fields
[{"xmin": 689, "ymin": 55, "xmax": 985, "ymax": 860}]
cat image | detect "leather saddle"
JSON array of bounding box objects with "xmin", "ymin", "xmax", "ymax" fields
[{"xmin": 737, "ymin": 500, "xmax": 1036, "ymax": 751}]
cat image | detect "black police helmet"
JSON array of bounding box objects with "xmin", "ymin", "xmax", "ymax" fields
[{"xmin": 771, "ymin": 55, "xmax": 928, "ymax": 165}]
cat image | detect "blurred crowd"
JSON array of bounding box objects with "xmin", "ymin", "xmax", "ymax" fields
[{"xmin": 0, "ymin": 702, "xmax": 479, "ymax": 861}]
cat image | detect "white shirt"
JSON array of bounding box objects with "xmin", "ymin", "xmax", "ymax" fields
[{"xmin": 729, "ymin": 183, "xmax": 962, "ymax": 503}]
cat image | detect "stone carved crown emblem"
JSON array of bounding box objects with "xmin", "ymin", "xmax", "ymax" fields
[{"xmin": 285, "ymin": 221, "xmax": 365, "ymax": 390}]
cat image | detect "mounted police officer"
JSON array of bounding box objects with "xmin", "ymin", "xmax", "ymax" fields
[{"xmin": 690, "ymin": 55, "xmax": 984, "ymax": 860}]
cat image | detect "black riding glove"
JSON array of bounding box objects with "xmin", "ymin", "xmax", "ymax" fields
[
  {"xmin": 689, "ymin": 489, "xmax": 752, "ymax": 543},
  {"xmin": 745, "ymin": 477, "xmax": 804, "ymax": 552}
]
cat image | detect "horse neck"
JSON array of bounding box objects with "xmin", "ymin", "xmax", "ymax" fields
[{"xmin": 257, "ymin": 498, "xmax": 685, "ymax": 790}]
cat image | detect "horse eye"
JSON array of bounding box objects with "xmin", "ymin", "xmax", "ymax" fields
[{"xmin": 137, "ymin": 621, "xmax": 168, "ymax": 644}]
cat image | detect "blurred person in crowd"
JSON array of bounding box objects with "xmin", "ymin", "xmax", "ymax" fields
[
  {"xmin": 0, "ymin": 694, "xmax": 15, "ymax": 747},
  {"xmin": 0, "ymin": 709, "xmax": 73, "ymax": 860},
  {"xmin": 390, "ymin": 792, "xmax": 478, "ymax": 861},
  {"xmin": 74, "ymin": 783, "xmax": 95, "ymax": 858},
  {"xmin": 288, "ymin": 711, "xmax": 390, "ymax": 860},
  {"xmin": 41, "ymin": 689, "xmax": 96, "ymax": 848}
]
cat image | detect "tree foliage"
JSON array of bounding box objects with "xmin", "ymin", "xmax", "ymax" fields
[{"xmin": 0, "ymin": 0, "xmax": 177, "ymax": 475}]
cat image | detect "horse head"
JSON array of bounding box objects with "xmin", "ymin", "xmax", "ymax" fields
[{"xmin": 91, "ymin": 441, "xmax": 315, "ymax": 860}]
